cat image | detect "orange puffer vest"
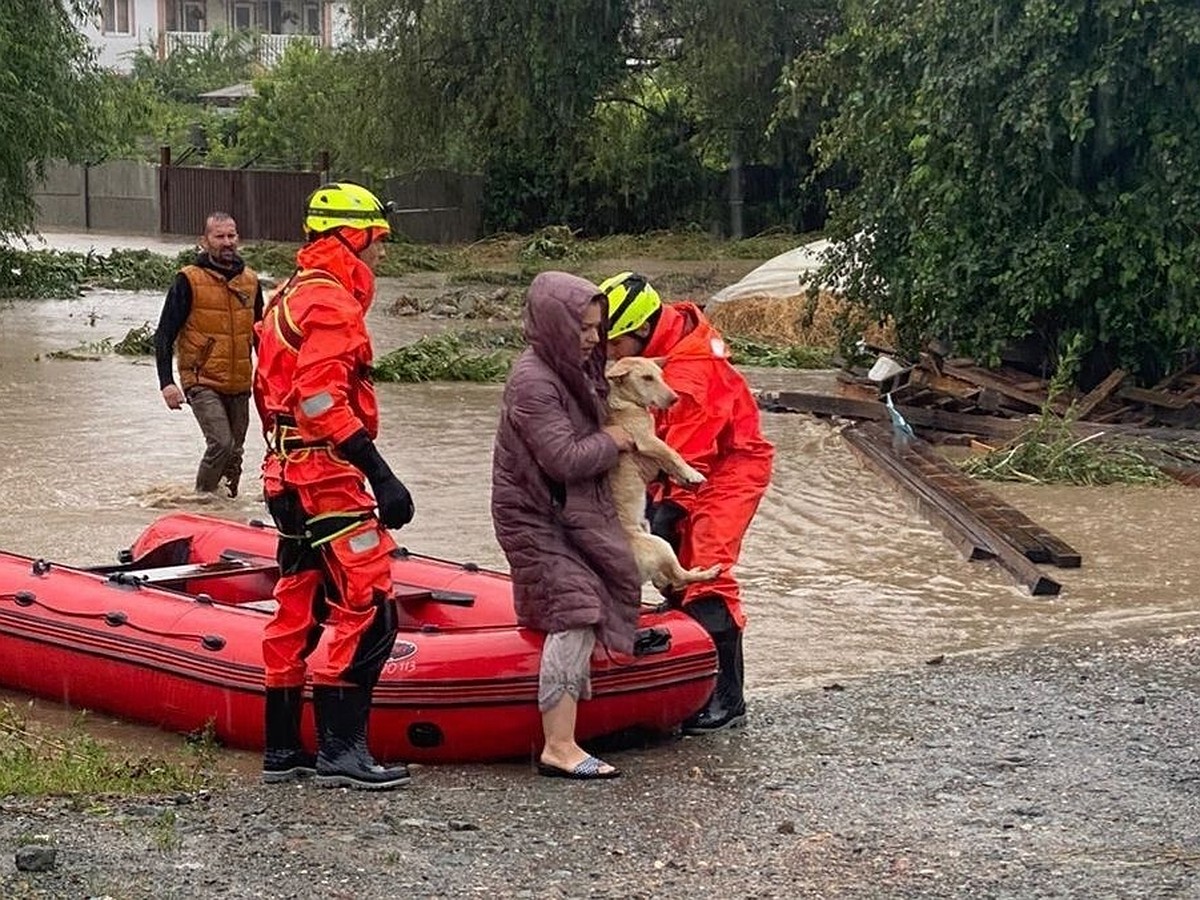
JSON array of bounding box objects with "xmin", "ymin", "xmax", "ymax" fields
[{"xmin": 175, "ymin": 264, "xmax": 259, "ymax": 393}]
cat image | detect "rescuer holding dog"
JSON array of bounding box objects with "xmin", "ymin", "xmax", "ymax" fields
[{"xmin": 602, "ymin": 272, "xmax": 774, "ymax": 734}]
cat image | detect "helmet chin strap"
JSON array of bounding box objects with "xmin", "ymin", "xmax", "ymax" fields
[{"xmin": 333, "ymin": 228, "xmax": 370, "ymax": 257}]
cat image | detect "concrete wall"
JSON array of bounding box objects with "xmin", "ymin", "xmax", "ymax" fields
[
  {"xmin": 33, "ymin": 161, "xmax": 160, "ymax": 235},
  {"xmin": 33, "ymin": 162, "xmax": 88, "ymax": 229}
]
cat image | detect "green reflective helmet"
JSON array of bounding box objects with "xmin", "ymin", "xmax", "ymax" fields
[{"xmin": 599, "ymin": 271, "xmax": 661, "ymax": 338}]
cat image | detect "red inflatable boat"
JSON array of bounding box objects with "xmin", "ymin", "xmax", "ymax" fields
[{"xmin": 0, "ymin": 513, "xmax": 716, "ymax": 763}]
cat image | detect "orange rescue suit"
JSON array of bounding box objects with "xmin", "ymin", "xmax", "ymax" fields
[
  {"xmin": 642, "ymin": 302, "xmax": 774, "ymax": 629},
  {"xmin": 253, "ymin": 236, "xmax": 396, "ymax": 688}
]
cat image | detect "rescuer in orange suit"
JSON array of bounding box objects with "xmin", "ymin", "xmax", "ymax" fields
[
  {"xmin": 602, "ymin": 272, "xmax": 773, "ymax": 735},
  {"xmin": 254, "ymin": 182, "xmax": 415, "ymax": 791}
]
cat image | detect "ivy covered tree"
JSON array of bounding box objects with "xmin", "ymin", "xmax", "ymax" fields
[
  {"xmin": 0, "ymin": 0, "xmax": 108, "ymax": 234},
  {"xmin": 799, "ymin": 0, "xmax": 1200, "ymax": 384}
]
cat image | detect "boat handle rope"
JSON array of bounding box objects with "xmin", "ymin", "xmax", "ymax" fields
[{"xmin": 0, "ymin": 590, "xmax": 226, "ymax": 651}]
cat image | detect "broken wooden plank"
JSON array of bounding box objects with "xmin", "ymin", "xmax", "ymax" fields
[
  {"xmin": 1074, "ymin": 368, "xmax": 1127, "ymax": 420},
  {"xmin": 943, "ymin": 363, "xmax": 1073, "ymax": 416},
  {"xmin": 1116, "ymin": 384, "xmax": 1193, "ymax": 410},
  {"xmin": 842, "ymin": 423, "xmax": 1062, "ymax": 596}
]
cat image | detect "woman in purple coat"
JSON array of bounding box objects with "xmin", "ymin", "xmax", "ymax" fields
[{"xmin": 491, "ymin": 271, "xmax": 641, "ymax": 780}]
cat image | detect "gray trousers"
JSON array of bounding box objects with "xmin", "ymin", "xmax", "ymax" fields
[
  {"xmin": 186, "ymin": 386, "xmax": 250, "ymax": 494},
  {"xmin": 538, "ymin": 628, "xmax": 596, "ymax": 713}
]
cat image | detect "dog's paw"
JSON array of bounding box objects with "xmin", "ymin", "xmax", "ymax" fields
[{"xmin": 678, "ymin": 466, "xmax": 705, "ymax": 486}]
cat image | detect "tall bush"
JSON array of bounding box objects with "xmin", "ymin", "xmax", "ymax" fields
[{"xmin": 800, "ymin": 0, "xmax": 1200, "ymax": 383}]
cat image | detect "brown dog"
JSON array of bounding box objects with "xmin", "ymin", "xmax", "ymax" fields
[{"xmin": 605, "ymin": 356, "xmax": 721, "ymax": 592}]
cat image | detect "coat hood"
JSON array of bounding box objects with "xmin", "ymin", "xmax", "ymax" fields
[
  {"xmin": 643, "ymin": 301, "xmax": 728, "ymax": 363},
  {"xmin": 523, "ymin": 271, "xmax": 610, "ymax": 424},
  {"xmin": 295, "ymin": 233, "xmax": 378, "ymax": 311}
]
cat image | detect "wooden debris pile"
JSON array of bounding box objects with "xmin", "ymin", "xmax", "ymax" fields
[
  {"xmin": 838, "ymin": 349, "xmax": 1200, "ymax": 433},
  {"xmin": 758, "ymin": 349, "xmax": 1200, "ymax": 595}
]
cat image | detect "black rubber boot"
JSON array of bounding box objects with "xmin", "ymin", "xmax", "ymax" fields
[
  {"xmin": 262, "ymin": 686, "xmax": 316, "ymax": 783},
  {"xmin": 682, "ymin": 597, "xmax": 747, "ymax": 735},
  {"xmin": 312, "ymin": 685, "xmax": 411, "ymax": 790}
]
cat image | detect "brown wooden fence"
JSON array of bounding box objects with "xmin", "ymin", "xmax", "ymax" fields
[{"xmin": 159, "ymin": 165, "xmax": 320, "ymax": 242}]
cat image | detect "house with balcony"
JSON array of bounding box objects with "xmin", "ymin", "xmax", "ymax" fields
[{"xmin": 84, "ymin": 0, "xmax": 360, "ymax": 72}]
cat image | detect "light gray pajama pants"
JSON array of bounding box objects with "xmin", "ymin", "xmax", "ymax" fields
[{"xmin": 538, "ymin": 628, "xmax": 596, "ymax": 712}]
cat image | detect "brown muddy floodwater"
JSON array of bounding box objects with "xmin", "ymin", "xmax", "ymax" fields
[{"xmin": 2, "ymin": 286, "xmax": 1200, "ymax": 716}]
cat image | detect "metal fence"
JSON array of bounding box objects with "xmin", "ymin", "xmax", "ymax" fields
[{"xmin": 383, "ymin": 170, "xmax": 484, "ymax": 244}]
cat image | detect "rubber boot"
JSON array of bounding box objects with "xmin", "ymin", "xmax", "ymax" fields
[
  {"xmin": 682, "ymin": 597, "xmax": 747, "ymax": 735},
  {"xmin": 312, "ymin": 685, "xmax": 411, "ymax": 790},
  {"xmin": 262, "ymin": 686, "xmax": 317, "ymax": 783}
]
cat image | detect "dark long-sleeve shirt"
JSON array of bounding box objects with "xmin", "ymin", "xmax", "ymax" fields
[{"xmin": 155, "ymin": 253, "xmax": 265, "ymax": 390}]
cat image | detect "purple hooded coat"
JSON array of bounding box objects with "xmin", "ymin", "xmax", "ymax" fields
[{"xmin": 490, "ymin": 272, "xmax": 642, "ymax": 655}]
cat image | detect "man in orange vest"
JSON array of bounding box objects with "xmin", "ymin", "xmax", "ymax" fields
[
  {"xmin": 602, "ymin": 272, "xmax": 774, "ymax": 735},
  {"xmin": 254, "ymin": 182, "xmax": 415, "ymax": 791},
  {"xmin": 155, "ymin": 211, "xmax": 263, "ymax": 497}
]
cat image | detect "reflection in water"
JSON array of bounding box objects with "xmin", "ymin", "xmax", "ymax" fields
[{"xmin": 3, "ymin": 289, "xmax": 1200, "ymax": 711}]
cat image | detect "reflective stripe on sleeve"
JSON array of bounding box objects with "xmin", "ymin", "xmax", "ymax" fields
[{"xmin": 300, "ymin": 391, "xmax": 335, "ymax": 418}]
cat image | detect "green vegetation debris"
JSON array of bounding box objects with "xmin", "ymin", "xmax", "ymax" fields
[
  {"xmin": 0, "ymin": 248, "xmax": 178, "ymax": 299},
  {"xmin": 114, "ymin": 322, "xmax": 156, "ymax": 355},
  {"xmin": 959, "ymin": 413, "xmax": 1170, "ymax": 486},
  {"xmin": 727, "ymin": 337, "xmax": 832, "ymax": 369},
  {"xmin": 373, "ymin": 330, "xmax": 518, "ymax": 383},
  {"xmin": 0, "ymin": 702, "xmax": 217, "ymax": 797}
]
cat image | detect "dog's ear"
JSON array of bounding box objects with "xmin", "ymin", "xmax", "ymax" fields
[
  {"xmin": 648, "ymin": 356, "xmax": 668, "ymax": 369},
  {"xmin": 606, "ymin": 357, "xmax": 634, "ymax": 379}
]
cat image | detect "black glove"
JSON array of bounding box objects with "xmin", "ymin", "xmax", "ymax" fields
[
  {"xmin": 336, "ymin": 430, "xmax": 415, "ymax": 529},
  {"xmin": 646, "ymin": 498, "xmax": 687, "ymax": 552}
]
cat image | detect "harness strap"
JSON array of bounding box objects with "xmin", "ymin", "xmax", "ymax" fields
[{"xmin": 261, "ymin": 268, "xmax": 343, "ymax": 354}]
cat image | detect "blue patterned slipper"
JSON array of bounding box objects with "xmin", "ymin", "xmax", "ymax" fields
[{"xmin": 537, "ymin": 755, "xmax": 621, "ymax": 780}]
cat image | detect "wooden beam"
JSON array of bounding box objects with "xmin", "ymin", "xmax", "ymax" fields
[
  {"xmin": 762, "ymin": 391, "xmax": 1033, "ymax": 440},
  {"xmin": 1075, "ymin": 368, "xmax": 1126, "ymax": 420},
  {"xmin": 842, "ymin": 424, "xmax": 1062, "ymax": 596},
  {"xmin": 904, "ymin": 440, "xmax": 1082, "ymax": 568},
  {"xmin": 760, "ymin": 389, "xmax": 1200, "ymax": 446},
  {"xmin": 841, "ymin": 427, "xmax": 995, "ymax": 561},
  {"xmin": 1116, "ymin": 385, "xmax": 1193, "ymax": 410}
]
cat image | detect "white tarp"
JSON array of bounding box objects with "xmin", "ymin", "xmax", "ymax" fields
[{"xmin": 706, "ymin": 237, "xmax": 833, "ymax": 311}]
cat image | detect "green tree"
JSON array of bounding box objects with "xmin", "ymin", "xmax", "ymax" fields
[
  {"xmin": 355, "ymin": 0, "xmax": 633, "ymax": 230},
  {"xmin": 0, "ymin": 0, "xmax": 108, "ymax": 234},
  {"xmin": 640, "ymin": 0, "xmax": 840, "ymax": 236},
  {"xmin": 799, "ymin": 0, "xmax": 1200, "ymax": 383}
]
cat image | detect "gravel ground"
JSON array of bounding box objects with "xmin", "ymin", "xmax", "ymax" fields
[{"xmin": 3, "ymin": 632, "xmax": 1199, "ymax": 899}]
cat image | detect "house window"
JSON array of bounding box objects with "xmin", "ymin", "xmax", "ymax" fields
[
  {"xmin": 181, "ymin": 1, "xmax": 207, "ymax": 32},
  {"xmin": 101, "ymin": 0, "xmax": 131, "ymax": 34},
  {"xmin": 303, "ymin": 3, "xmax": 320, "ymax": 35},
  {"xmin": 232, "ymin": 2, "xmax": 254, "ymax": 30}
]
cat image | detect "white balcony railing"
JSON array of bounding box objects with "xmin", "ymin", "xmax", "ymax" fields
[{"xmin": 163, "ymin": 31, "xmax": 319, "ymax": 67}]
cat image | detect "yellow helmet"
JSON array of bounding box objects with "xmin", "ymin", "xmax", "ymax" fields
[
  {"xmin": 599, "ymin": 271, "xmax": 661, "ymax": 338},
  {"xmin": 304, "ymin": 182, "xmax": 392, "ymax": 236}
]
